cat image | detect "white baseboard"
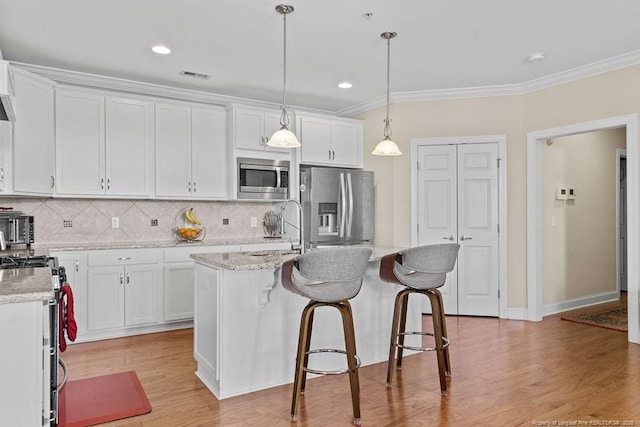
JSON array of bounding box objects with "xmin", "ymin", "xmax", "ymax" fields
[
  {"xmin": 506, "ymin": 308, "xmax": 528, "ymax": 320},
  {"xmin": 542, "ymin": 291, "xmax": 619, "ymax": 317}
]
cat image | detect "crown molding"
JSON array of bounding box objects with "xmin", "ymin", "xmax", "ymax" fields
[
  {"xmin": 338, "ymin": 48, "xmax": 640, "ymax": 117},
  {"xmin": 12, "ymin": 46, "xmax": 640, "ymax": 119},
  {"xmin": 10, "ymin": 61, "xmax": 333, "ymax": 115}
]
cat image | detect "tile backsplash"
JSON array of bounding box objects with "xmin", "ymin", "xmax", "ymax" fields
[{"xmin": 0, "ymin": 198, "xmax": 282, "ymax": 244}]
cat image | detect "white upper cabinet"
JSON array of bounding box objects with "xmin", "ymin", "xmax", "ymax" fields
[
  {"xmin": 55, "ymin": 87, "xmax": 153, "ymax": 197},
  {"xmin": 155, "ymin": 103, "xmax": 226, "ymax": 199},
  {"xmin": 297, "ymin": 113, "xmax": 363, "ymax": 168},
  {"xmin": 105, "ymin": 97, "xmax": 154, "ymax": 196},
  {"xmin": 12, "ymin": 68, "xmax": 55, "ymax": 195},
  {"xmin": 228, "ymin": 105, "xmax": 290, "ymax": 153}
]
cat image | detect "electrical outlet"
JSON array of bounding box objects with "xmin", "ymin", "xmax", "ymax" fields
[
  {"xmin": 250, "ymin": 217, "xmax": 257, "ymax": 227},
  {"xmin": 63, "ymin": 220, "xmax": 73, "ymax": 228},
  {"xmin": 150, "ymin": 219, "xmax": 158, "ymax": 226},
  {"xmin": 111, "ymin": 217, "xmax": 119, "ymax": 229},
  {"xmin": 222, "ymin": 218, "xmax": 229, "ymax": 225}
]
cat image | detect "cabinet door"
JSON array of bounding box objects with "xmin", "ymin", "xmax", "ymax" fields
[
  {"xmin": 155, "ymin": 103, "xmax": 191, "ymax": 197},
  {"xmin": 164, "ymin": 262, "xmax": 195, "ymax": 321},
  {"xmin": 0, "ymin": 121, "xmax": 10, "ymax": 192},
  {"xmin": 299, "ymin": 116, "xmax": 332, "ymax": 164},
  {"xmin": 105, "ymin": 97, "xmax": 153, "ymax": 197},
  {"xmin": 234, "ymin": 108, "xmax": 265, "ymax": 150},
  {"xmin": 331, "ymin": 120, "xmax": 362, "ymax": 167},
  {"xmin": 56, "ymin": 253, "xmax": 88, "ymax": 337},
  {"xmin": 191, "ymin": 107, "xmax": 226, "ymax": 199},
  {"xmin": 55, "ymin": 88, "xmax": 105, "ymax": 195},
  {"xmin": 13, "ymin": 70, "xmax": 55, "ymax": 194},
  {"xmin": 125, "ymin": 264, "xmax": 160, "ymax": 326},
  {"xmin": 87, "ymin": 266, "xmax": 124, "ymax": 330}
]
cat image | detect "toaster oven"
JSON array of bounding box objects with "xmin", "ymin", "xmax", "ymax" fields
[{"xmin": 0, "ymin": 213, "xmax": 34, "ymax": 248}]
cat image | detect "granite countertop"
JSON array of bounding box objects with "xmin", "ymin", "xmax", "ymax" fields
[
  {"xmin": 191, "ymin": 245, "xmax": 405, "ymax": 271},
  {"xmin": 0, "ymin": 266, "xmax": 54, "ymax": 304},
  {"xmin": 40, "ymin": 236, "xmax": 289, "ymax": 252}
]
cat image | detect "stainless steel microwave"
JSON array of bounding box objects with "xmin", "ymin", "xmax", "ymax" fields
[{"xmin": 237, "ymin": 157, "xmax": 289, "ymax": 200}]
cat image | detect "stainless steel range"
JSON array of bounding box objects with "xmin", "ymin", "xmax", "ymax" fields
[{"xmin": 0, "ymin": 254, "xmax": 66, "ymax": 426}]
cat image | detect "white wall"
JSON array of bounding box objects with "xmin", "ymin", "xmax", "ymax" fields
[
  {"xmin": 541, "ymin": 128, "xmax": 626, "ymax": 305},
  {"xmin": 356, "ymin": 63, "xmax": 640, "ymax": 309}
]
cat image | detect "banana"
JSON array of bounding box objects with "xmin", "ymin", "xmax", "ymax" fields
[{"xmin": 185, "ymin": 208, "xmax": 201, "ymax": 225}]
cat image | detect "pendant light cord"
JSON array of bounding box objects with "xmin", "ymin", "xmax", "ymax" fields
[
  {"xmin": 383, "ymin": 35, "xmax": 392, "ymax": 139},
  {"xmin": 280, "ymin": 11, "xmax": 289, "ymax": 128}
]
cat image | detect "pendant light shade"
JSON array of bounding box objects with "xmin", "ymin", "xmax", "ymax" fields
[
  {"xmin": 268, "ymin": 5, "xmax": 300, "ymax": 149},
  {"xmin": 372, "ymin": 31, "xmax": 402, "ymax": 156}
]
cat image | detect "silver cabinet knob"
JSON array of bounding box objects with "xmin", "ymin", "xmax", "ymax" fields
[
  {"xmin": 443, "ymin": 235, "xmax": 455, "ymax": 241},
  {"xmin": 460, "ymin": 235, "xmax": 472, "ymax": 241}
]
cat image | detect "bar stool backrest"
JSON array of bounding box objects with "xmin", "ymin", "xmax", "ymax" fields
[
  {"xmin": 398, "ymin": 244, "xmax": 459, "ymax": 273},
  {"xmin": 296, "ymin": 247, "xmax": 372, "ymax": 282}
]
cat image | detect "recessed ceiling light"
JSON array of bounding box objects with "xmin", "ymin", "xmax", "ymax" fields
[
  {"xmin": 338, "ymin": 82, "xmax": 353, "ymax": 89},
  {"xmin": 152, "ymin": 45, "xmax": 171, "ymax": 55},
  {"xmin": 527, "ymin": 52, "xmax": 545, "ymax": 62}
]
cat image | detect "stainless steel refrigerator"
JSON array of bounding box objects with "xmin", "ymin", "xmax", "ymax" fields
[{"xmin": 300, "ymin": 166, "xmax": 374, "ymax": 248}]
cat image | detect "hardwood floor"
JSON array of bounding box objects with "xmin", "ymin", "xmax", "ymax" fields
[{"xmin": 60, "ymin": 308, "xmax": 640, "ymax": 426}]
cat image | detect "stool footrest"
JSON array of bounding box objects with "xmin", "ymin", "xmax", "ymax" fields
[
  {"xmin": 302, "ymin": 348, "xmax": 361, "ymax": 375},
  {"xmin": 395, "ymin": 331, "xmax": 450, "ymax": 352}
]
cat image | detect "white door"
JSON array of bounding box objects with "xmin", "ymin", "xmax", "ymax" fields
[
  {"xmin": 155, "ymin": 103, "xmax": 191, "ymax": 197},
  {"xmin": 299, "ymin": 115, "xmax": 331, "ymax": 164},
  {"xmin": 417, "ymin": 143, "xmax": 499, "ymax": 316},
  {"xmin": 124, "ymin": 264, "xmax": 159, "ymax": 326},
  {"xmin": 191, "ymin": 107, "xmax": 226, "ymax": 199},
  {"xmin": 105, "ymin": 97, "xmax": 153, "ymax": 197},
  {"xmin": 87, "ymin": 266, "xmax": 124, "ymax": 330}
]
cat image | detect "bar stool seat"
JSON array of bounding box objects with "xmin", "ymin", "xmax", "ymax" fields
[
  {"xmin": 281, "ymin": 247, "xmax": 372, "ymax": 425},
  {"xmin": 379, "ymin": 243, "xmax": 459, "ymax": 396}
]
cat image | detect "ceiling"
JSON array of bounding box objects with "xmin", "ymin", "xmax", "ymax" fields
[{"xmin": 1, "ymin": 1, "xmax": 640, "ymax": 113}]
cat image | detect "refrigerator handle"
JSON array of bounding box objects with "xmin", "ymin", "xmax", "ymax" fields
[
  {"xmin": 339, "ymin": 172, "xmax": 347, "ymax": 237},
  {"xmin": 346, "ymin": 173, "xmax": 354, "ymax": 238}
]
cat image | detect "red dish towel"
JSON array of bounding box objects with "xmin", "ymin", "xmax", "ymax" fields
[{"xmin": 59, "ymin": 284, "xmax": 78, "ymax": 352}]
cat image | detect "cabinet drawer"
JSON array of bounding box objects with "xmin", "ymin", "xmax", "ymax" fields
[
  {"xmin": 87, "ymin": 249, "xmax": 161, "ymax": 266},
  {"xmin": 163, "ymin": 245, "xmax": 241, "ymax": 263}
]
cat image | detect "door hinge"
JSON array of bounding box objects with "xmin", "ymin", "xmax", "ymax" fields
[
  {"xmin": 497, "ymin": 158, "xmax": 501, "ymax": 168},
  {"xmin": 497, "ymin": 223, "xmax": 500, "ymax": 233},
  {"xmin": 416, "ymin": 223, "xmax": 419, "ymax": 235},
  {"xmin": 497, "ymin": 289, "xmax": 500, "ymax": 299},
  {"xmin": 417, "ymin": 161, "xmax": 420, "ymax": 171}
]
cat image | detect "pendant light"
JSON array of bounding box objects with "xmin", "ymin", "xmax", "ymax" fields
[
  {"xmin": 372, "ymin": 31, "xmax": 402, "ymax": 156},
  {"xmin": 267, "ymin": 4, "xmax": 301, "ymax": 149}
]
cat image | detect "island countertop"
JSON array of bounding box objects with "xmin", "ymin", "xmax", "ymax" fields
[{"xmin": 190, "ymin": 245, "xmax": 405, "ymax": 270}]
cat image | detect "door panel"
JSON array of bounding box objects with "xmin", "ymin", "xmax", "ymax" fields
[
  {"xmin": 417, "ymin": 145, "xmax": 458, "ymax": 313},
  {"xmin": 417, "ymin": 142, "xmax": 499, "ymax": 316},
  {"xmin": 457, "ymin": 144, "xmax": 499, "ymax": 316}
]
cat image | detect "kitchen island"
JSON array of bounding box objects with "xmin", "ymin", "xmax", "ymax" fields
[{"xmin": 191, "ymin": 246, "xmax": 422, "ymax": 399}]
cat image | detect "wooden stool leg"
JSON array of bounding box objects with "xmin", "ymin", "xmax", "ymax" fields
[
  {"xmin": 428, "ymin": 291, "xmax": 448, "ymax": 396},
  {"xmin": 300, "ymin": 309, "xmax": 315, "ymax": 394},
  {"xmin": 338, "ymin": 301, "xmax": 361, "ymax": 425},
  {"xmin": 432, "ymin": 289, "xmax": 451, "ymax": 376},
  {"xmin": 386, "ymin": 290, "xmax": 404, "ymax": 387},
  {"xmin": 395, "ymin": 290, "xmax": 410, "ymax": 370},
  {"xmin": 291, "ymin": 302, "xmax": 316, "ymax": 421}
]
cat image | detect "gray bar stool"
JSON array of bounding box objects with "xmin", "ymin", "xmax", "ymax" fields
[
  {"xmin": 281, "ymin": 247, "xmax": 372, "ymax": 425},
  {"xmin": 379, "ymin": 243, "xmax": 459, "ymax": 396}
]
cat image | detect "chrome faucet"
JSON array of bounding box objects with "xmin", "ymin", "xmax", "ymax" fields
[{"xmin": 280, "ymin": 199, "xmax": 304, "ymax": 254}]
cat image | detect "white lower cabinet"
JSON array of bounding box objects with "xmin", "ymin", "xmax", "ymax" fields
[
  {"xmin": 86, "ymin": 250, "xmax": 162, "ymax": 332},
  {"xmin": 163, "ymin": 245, "xmax": 242, "ymax": 322},
  {"xmin": 53, "ymin": 252, "xmax": 88, "ymax": 337}
]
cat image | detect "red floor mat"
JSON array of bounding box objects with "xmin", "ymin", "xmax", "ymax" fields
[{"xmin": 58, "ymin": 371, "xmax": 151, "ymax": 427}]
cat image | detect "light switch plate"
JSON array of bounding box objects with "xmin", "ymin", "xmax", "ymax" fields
[{"xmin": 111, "ymin": 217, "xmax": 119, "ymax": 228}]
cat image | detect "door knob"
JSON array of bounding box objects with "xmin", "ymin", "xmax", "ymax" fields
[
  {"xmin": 460, "ymin": 235, "xmax": 472, "ymax": 241},
  {"xmin": 443, "ymin": 235, "xmax": 454, "ymax": 241}
]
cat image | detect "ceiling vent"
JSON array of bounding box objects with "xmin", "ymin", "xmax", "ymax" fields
[{"xmin": 179, "ymin": 70, "xmax": 211, "ymax": 80}]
